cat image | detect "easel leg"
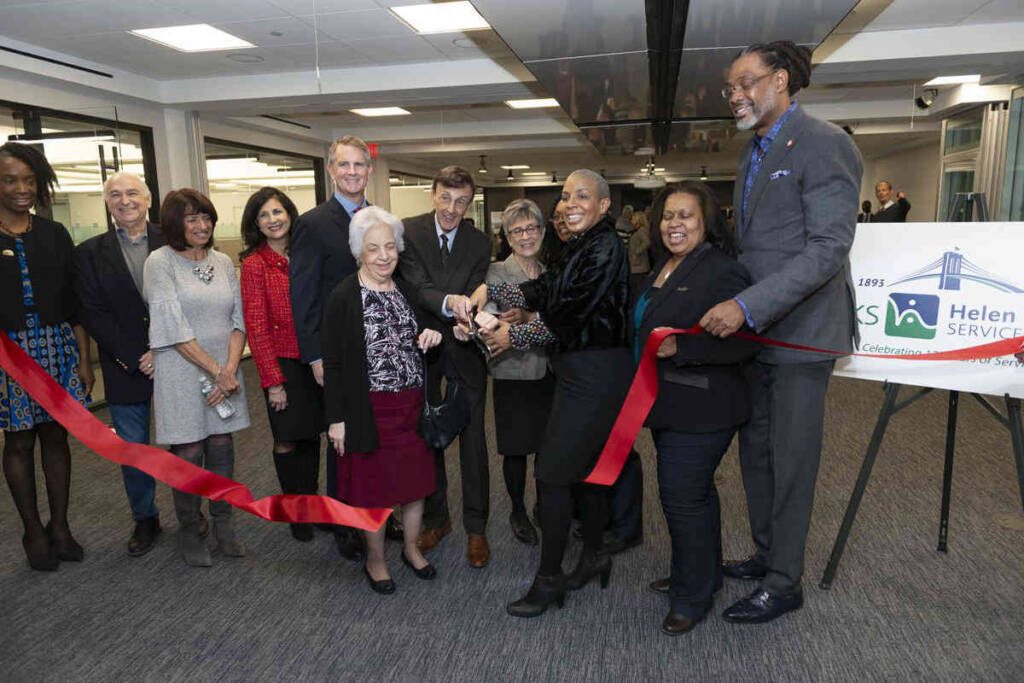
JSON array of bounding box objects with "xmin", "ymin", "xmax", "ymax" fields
[
  {"xmin": 1005, "ymin": 395, "xmax": 1024, "ymax": 511},
  {"xmin": 819, "ymin": 382, "xmax": 901, "ymax": 590},
  {"xmin": 937, "ymin": 391, "xmax": 959, "ymax": 553}
]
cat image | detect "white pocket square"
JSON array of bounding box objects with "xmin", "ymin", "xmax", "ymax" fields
[{"xmin": 769, "ymin": 169, "xmax": 791, "ymax": 180}]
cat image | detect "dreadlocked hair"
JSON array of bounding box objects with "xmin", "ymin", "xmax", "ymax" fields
[{"xmin": 738, "ymin": 41, "xmax": 812, "ymax": 96}]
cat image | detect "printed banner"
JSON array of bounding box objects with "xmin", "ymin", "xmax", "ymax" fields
[{"xmin": 836, "ymin": 221, "xmax": 1024, "ymax": 398}]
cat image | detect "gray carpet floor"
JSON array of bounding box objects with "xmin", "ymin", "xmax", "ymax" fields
[{"xmin": 1, "ymin": 360, "xmax": 1023, "ymax": 682}]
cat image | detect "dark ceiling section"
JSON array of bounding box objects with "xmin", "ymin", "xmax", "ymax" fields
[{"xmin": 473, "ymin": 0, "xmax": 860, "ymax": 157}]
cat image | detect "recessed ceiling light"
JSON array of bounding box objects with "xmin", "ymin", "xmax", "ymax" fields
[
  {"xmin": 500, "ymin": 164, "xmax": 530, "ymax": 170},
  {"xmin": 521, "ymin": 172, "xmax": 548, "ymax": 177},
  {"xmin": 390, "ymin": 1, "xmax": 490, "ymax": 35},
  {"xmin": 128, "ymin": 24, "xmax": 254, "ymax": 52},
  {"xmin": 924, "ymin": 75, "xmax": 980, "ymax": 86},
  {"xmin": 505, "ymin": 98, "xmax": 559, "ymax": 109},
  {"xmin": 350, "ymin": 107, "xmax": 411, "ymax": 117}
]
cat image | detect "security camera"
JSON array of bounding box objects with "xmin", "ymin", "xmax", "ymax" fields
[{"xmin": 915, "ymin": 88, "xmax": 938, "ymax": 110}]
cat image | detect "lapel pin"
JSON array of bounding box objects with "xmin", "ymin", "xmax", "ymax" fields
[
  {"xmin": 2, "ymin": 249, "xmax": 13, "ymax": 257},
  {"xmin": 786, "ymin": 139, "xmax": 795, "ymax": 148}
]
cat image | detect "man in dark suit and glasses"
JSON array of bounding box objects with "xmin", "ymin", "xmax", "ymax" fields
[
  {"xmin": 700, "ymin": 41, "xmax": 862, "ymax": 623},
  {"xmin": 289, "ymin": 135, "xmax": 372, "ymax": 561},
  {"xmin": 75, "ymin": 172, "xmax": 167, "ymax": 556},
  {"xmin": 398, "ymin": 166, "xmax": 493, "ymax": 568}
]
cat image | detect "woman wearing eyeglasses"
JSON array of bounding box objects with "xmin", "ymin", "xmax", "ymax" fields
[{"xmin": 484, "ymin": 199, "xmax": 553, "ymax": 546}]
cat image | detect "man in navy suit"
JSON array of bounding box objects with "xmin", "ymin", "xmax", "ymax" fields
[
  {"xmin": 75, "ymin": 172, "xmax": 167, "ymax": 556},
  {"xmin": 701, "ymin": 41, "xmax": 862, "ymax": 623},
  {"xmin": 289, "ymin": 135, "xmax": 371, "ymax": 561}
]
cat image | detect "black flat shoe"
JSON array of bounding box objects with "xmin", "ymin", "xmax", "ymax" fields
[
  {"xmin": 45, "ymin": 522, "xmax": 83, "ymax": 562},
  {"xmin": 662, "ymin": 611, "xmax": 699, "ymax": 636},
  {"xmin": 649, "ymin": 577, "xmax": 670, "ymax": 595},
  {"xmin": 22, "ymin": 533, "xmax": 59, "ymax": 572},
  {"xmin": 722, "ymin": 587, "xmax": 803, "ymax": 624},
  {"xmin": 363, "ymin": 565, "xmax": 396, "ymax": 594},
  {"xmin": 400, "ymin": 551, "xmax": 437, "ymax": 580},
  {"xmin": 289, "ymin": 523, "xmax": 314, "ymax": 542},
  {"xmin": 510, "ymin": 510, "xmax": 538, "ymax": 546},
  {"xmin": 506, "ymin": 574, "xmax": 567, "ymax": 618},
  {"xmin": 722, "ymin": 555, "xmax": 767, "ymax": 580},
  {"xmin": 566, "ymin": 551, "xmax": 612, "ymax": 591},
  {"xmin": 127, "ymin": 517, "xmax": 162, "ymax": 557}
]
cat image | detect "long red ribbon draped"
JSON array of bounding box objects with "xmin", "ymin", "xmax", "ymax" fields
[
  {"xmin": 0, "ymin": 335, "xmax": 391, "ymax": 531},
  {"xmin": 583, "ymin": 326, "xmax": 1024, "ymax": 486}
]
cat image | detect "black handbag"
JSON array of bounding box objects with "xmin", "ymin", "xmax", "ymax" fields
[{"xmin": 418, "ymin": 350, "xmax": 471, "ymax": 451}]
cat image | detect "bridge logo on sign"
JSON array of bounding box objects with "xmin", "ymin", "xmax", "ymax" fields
[
  {"xmin": 889, "ymin": 249, "xmax": 1024, "ymax": 293},
  {"xmin": 885, "ymin": 293, "xmax": 940, "ymax": 339}
]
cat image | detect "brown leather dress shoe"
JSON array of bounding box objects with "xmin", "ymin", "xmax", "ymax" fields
[
  {"xmin": 662, "ymin": 611, "xmax": 698, "ymax": 636},
  {"xmin": 467, "ymin": 533, "xmax": 490, "ymax": 568},
  {"xmin": 416, "ymin": 520, "xmax": 452, "ymax": 552}
]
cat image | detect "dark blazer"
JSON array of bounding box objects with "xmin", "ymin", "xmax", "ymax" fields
[
  {"xmin": 289, "ymin": 197, "xmax": 360, "ymax": 364},
  {"xmin": 397, "ymin": 212, "xmax": 491, "ymax": 389},
  {"xmin": 0, "ymin": 216, "xmax": 78, "ymax": 330},
  {"xmin": 732, "ymin": 103, "xmax": 863, "ymax": 363},
  {"xmin": 521, "ymin": 216, "xmax": 630, "ymax": 352},
  {"xmin": 74, "ymin": 222, "xmax": 167, "ymax": 405},
  {"xmin": 634, "ymin": 243, "xmax": 760, "ymax": 432},
  {"xmin": 872, "ymin": 197, "xmax": 911, "ymax": 222},
  {"xmin": 321, "ymin": 274, "xmax": 427, "ymax": 453}
]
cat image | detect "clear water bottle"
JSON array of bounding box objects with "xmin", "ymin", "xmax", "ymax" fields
[{"xmin": 199, "ymin": 375, "xmax": 236, "ymax": 420}]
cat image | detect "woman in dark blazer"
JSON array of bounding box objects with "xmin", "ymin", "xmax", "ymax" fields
[
  {"xmin": 477, "ymin": 169, "xmax": 632, "ymax": 617},
  {"xmin": 634, "ymin": 181, "xmax": 760, "ymax": 635},
  {"xmin": 0, "ymin": 142, "xmax": 91, "ymax": 571},
  {"xmin": 322, "ymin": 206, "xmax": 442, "ymax": 594}
]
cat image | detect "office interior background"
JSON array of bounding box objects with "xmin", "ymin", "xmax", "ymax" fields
[{"xmin": 2, "ymin": 0, "xmax": 1023, "ymax": 680}]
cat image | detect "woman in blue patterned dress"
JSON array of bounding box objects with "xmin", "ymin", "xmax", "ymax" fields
[{"xmin": 0, "ymin": 142, "xmax": 92, "ymax": 571}]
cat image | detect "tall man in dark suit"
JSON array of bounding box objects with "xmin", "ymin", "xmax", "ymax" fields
[
  {"xmin": 872, "ymin": 181, "xmax": 911, "ymax": 222},
  {"xmin": 289, "ymin": 135, "xmax": 371, "ymax": 561},
  {"xmin": 399, "ymin": 166, "xmax": 493, "ymax": 568},
  {"xmin": 701, "ymin": 41, "xmax": 862, "ymax": 623},
  {"xmin": 75, "ymin": 172, "xmax": 167, "ymax": 556}
]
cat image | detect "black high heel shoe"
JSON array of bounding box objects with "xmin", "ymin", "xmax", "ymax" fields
[
  {"xmin": 401, "ymin": 551, "xmax": 437, "ymax": 580},
  {"xmin": 363, "ymin": 565, "xmax": 396, "ymax": 594},
  {"xmin": 566, "ymin": 550, "xmax": 611, "ymax": 591},
  {"xmin": 506, "ymin": 573, "xmax": 567, "ymax": 618},
  {"xmin": 22, "ymin": 533, "xmax": 59, "ymax": 572},
  {"xmin": 45, "ymin": 522, "xmax": 84, "ymax": 562}
]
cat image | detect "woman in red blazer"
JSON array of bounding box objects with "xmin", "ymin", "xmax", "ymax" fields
[{"xmin": 239, "ymin": 187, "xmax": 323, "ymax": 542}]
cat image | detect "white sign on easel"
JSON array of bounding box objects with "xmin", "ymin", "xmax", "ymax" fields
[{"xmin": 835, "ymin": 221, "xmax": 1024, "ymax": 399}]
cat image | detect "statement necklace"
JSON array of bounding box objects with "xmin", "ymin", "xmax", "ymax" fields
[{"xmin": 192, "ymin": 263, "xmax": 214, "ymax": 284}]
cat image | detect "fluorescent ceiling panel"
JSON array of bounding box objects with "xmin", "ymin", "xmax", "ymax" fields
[
  {"xmin": 505, "ymin": 98, "xmax": 559, "ymax": 109},
  {"xmin": 500, "ymin": 164, "xmax": 530, "ymax": 169},
  {"xmin": 129, "ymin": 24, "xmax": 254, "ymax": 52},
  {"xmin": 389, "ymin": 2, "xmax": 490, "ymax": 34},
  {"xmin": 924, "ymin": 75, "xmax": 981, "ymax": 86},
  {"xmin": 349, "ymin": 107, "xmax": 412, "ymax": 117}
]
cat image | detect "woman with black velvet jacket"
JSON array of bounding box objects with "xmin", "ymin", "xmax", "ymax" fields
[
  {"xmin": 475, "ymin": 169, "xmax": 632, "ymax": 617},
  {"xmin": 634, "ymin": 181, "xmax": 760, "ymax": 636}
]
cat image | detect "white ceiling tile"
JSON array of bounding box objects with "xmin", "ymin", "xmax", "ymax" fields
[
  {"xmin": 164, "ymin": 0, "xmax": 290, "ymax": 23},
  {"xmin": 345, "ymin": 34, "xmax": 445, "ymax": 64},
  {"xmin": 260, "ymin": 41, "xmax": 374, "ymax": 69},
  {"xmin": 864, "ymin": 0, "xmax": 991, "ymax": 31},
  {"xmin": 419, "ymin": 30, "xmax": 514, "ymax": 60},
  {"xmin": 214, "ymin": 16, "xmax": 319, "ymax": 47},
  {"xmin": 310, "ymin": 8, "xmax": 415, "ymax": 41},
  {"xmin": 0, "ymin": 0, "xmax": 191, "ymax": 37},
  {"xmin": 961, "ymin": 0, "xmax": 1024, "ymax": 24},
  {"xmin": 267, "ymin": 0, "xmax": 380, "ymax": 16}
]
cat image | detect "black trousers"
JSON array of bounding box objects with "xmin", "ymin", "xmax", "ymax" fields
[
  {"xmin": 538, "ymin": 481, "xmax": 607, "ymax": 576},
  {"xmin": 609, "ymin": 449, "xmax": 643, "ymax": 540},
  {"xmin": 738, "ymin": 360, "xmax": 834, "ymax": 593},
  {"xmin": 655, "ymin": 426, "xmax": 735, "ymax": 618},
  {"xmin": 422, "ymin": 358, "xmax": 489, "ymax": 535}
]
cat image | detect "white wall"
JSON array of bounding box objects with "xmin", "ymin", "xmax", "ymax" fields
[
  {"xmin": 859, "ymin": 140, "xmax": 942, "ymax": 221},
  {"xmin": 390, "ymin": 185, "xmax": 435, "ymax": 220}
]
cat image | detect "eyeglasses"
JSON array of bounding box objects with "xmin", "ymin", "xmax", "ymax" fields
[
  {"xmin": 720, "ymin": 71, "xmax": 776, "ymax": 100},
  {"xmin": 507, "ymin": 224, "xmax": 540, "ymax": 238}
]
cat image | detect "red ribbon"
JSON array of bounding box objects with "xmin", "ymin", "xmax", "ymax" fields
[
  {"xmin": 584, "ymin": 326, "xmax": 1024, "ymax": 486},
  {"xmin": 0, "ymin": 335, "xmax": 391, "ymax": 531}
]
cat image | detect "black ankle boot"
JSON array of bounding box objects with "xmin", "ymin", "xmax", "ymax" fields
[
  {"xmin": 506, "ymin": 573, "xmax": 568, "ymax": 618},
  {"xmin": 566, "ymin": 550, "xmax": 611, "ymax": 591}
]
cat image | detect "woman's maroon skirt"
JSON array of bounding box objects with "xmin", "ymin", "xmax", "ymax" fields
[{"xmin": 336, "ymin": 387, "xmax": 436, "ymax": 508}]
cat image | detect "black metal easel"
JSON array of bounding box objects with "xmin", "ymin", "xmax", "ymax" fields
[{"xmin": 819, "ymin": 192, "xmax": 1024, "ymax": 589}]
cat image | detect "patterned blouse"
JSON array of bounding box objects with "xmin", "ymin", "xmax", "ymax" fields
[
  {"xmin": 361, "ymin": 285, "xmax": 423, "ymax": 392},
  {"xmin": 488, "ymin": 282, "xmax": 558, "ymax": 350}
]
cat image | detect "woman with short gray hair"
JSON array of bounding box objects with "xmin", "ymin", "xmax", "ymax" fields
[
  {"xmin": 485, "ymin": 199, "xmax": 553, "ymax": 546},
  {"xmin": 322, "ymin": 207, "xmax": 443, "ymax": 594}
]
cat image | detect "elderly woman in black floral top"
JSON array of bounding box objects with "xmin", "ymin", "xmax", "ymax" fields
[{"xmin": 322, "ymin": 206, "xmax": 443, "ymax": 595}]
